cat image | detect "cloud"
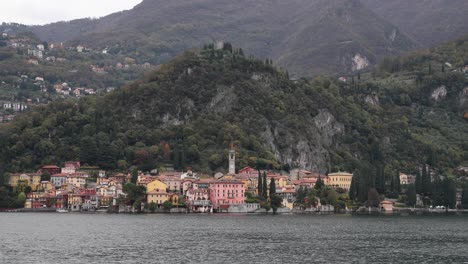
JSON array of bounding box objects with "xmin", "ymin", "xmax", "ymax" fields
[{"xmin": 0, "ymin": 0, "xmax": 143, "ymax": 25}]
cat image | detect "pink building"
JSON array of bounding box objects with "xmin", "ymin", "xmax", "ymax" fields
[{"xmin": 209, "ymin": 177, "xmax": 245, "ymax": 211}]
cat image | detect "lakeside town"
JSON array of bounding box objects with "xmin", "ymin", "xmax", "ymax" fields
[{"xmin": 3, "ymin": 146, "xmax": 468, "ymax": 214}]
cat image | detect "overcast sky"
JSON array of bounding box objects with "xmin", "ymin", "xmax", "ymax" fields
[{"xmin": 0, "ymin": 0, "xmax": 143, "ymax": 25}]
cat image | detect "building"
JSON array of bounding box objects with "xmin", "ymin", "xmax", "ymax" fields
[
  {"xmin": 146, "ymin": 179, "xmax": 167, "ymax": 193},
  {"xmin": 380, "ymin": 200, "xmax": 394, "ymax": 212},
  {"xmin": 8, "ymin": 173, "xmax": 41, "ymax": 190},
  {"xmin": 39, "ymin": 165, "xmax": 61, "ymax": 176},
  {"xmin": 209, "ymin": 176, "xmax": 245, "ymax": 211},
  {"xmin": 228, "ymin": 145, "xmax": 236, "ymax": 175},
  {"xmin": 51, "ymin": 173, "xmax": 68, "ymax": 187},
  {"xmin": 186, "ymin": 188, "xmax": 212, "ymax": 212},
  {"xmin": 326, "ymin": 172, "xmax": 353, "ymax": 191},
  {"xmin": 399, "ymin": 173, "xmax": 409, "ymax": 185},
  {"xmin": 66, "ymin": 174, "xmax": 86, "ymax": 188},
  {"xmin": 159, "ymin": 175, "xmax": 181, "ymax": 193}
]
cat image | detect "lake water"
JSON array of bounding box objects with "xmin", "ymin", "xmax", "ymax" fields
[{"xmin": 1, "ymin": 213, "xmax": 468, "ymax": 263}]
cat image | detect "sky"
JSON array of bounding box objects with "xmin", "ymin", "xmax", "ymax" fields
[{"xmin": 0, "ymin": 0, "xmax": 143, "ymax": 25}]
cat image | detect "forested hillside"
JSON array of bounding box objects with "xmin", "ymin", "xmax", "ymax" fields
[{"xmin": 0, "ymin": 38, "xmax": 466, "ymax": 183}]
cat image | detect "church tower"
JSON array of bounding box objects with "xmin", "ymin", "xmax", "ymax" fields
[{"xmin": 228, "ymin": 144, "xmax": 235, "ymax": 175}]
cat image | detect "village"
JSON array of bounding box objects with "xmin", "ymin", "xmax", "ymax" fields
[
  {"xmin": 5, "ymin": 146, "xmax": 359, "ymax": 214},
  {"xmin": 8, "ymin": 145, "xmax": 464, "ymax": 214},
  {"xmin": 0, "ymin": 29, "xmax": 152, "ymax": 123}
]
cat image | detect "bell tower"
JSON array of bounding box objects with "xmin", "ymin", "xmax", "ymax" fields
[{"xmin": 228, "ymin": 144, "xmax": 235, "ymax": 175}]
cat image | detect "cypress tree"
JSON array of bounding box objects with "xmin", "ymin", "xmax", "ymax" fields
[
  {"xmin": 349, "ymin": 171, "xmax": 358, "ymax": 200},
  {"xmin": 269, "ymin": 177, "xmax": 276, "ymax": 197},
  {"xmin": 407, "ymin": 184, "xmax": 416, "ymax": 206},
  {"xmin": 262, "ymin": 172, "xmax": 267, "ymax": 199},
  {"xmin": 257, "ymin": 170, "xmax": 262, "ymax": 197},
  {"xmin": 422, "ymin": 164, "xmax": 431, "ymax": 195},
  {"xmin": 415, "ymin": 166, "xmax": 423, "ymax": 194},
  {"xmin": 131, "ymin": 168, "xmax": 138, "ymax": 184},
  {"xmin": 395, "ymin": 172, "xmax": 401, "ymax": 193},
  {"xmin": 462, "ymin": 185, "xmax": 468, "ymax": 209}
]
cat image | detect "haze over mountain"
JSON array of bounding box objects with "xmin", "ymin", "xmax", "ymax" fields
[
  {"xmin": 13, "ymin": 0, "xmax": 464, "ymax": 77},
  {"xmin": 0, "ymin": 0, "xmax": 438, "ymax": 76}
]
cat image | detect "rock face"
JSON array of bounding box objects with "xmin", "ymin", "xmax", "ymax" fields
[
  {"xmin": 352, "ymin": 54, "xmax": 370, "ymax": 71},
  {"xmin": 431, "ymin": 86, "xmax": 447, "ymax": 101},
  {"xmin": 261, "ymin": 109, "xmax": 344, "ymax": 172},
  {"xmin": 365, "ymin": 94, "xmax": 380, "ymax": 106}
]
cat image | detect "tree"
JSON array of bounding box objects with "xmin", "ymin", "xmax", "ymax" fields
[
  {"xmin": 262, "ymin": 172, "xmax": 267, "ymax": 199},
  {"xmin": 122, "ymin": 183, "xmax": 146, "ymax": 206},
  {"xmin": 17, "ymin": 192, "xmax": 26, "ymax": 207},
  {"xmin": 406, "ymin": 184, "xmax": 416, "ymax": 207},
  {"xmin": 148, "ymin": 202, "xmax": 157, "ymax": 212},
  {"xmin": 270, "ymin": 195, "xmax": 282, "ymax": 213},
  {"xmin": 131, "ymin": 168, "xmax": 138, "ymax": 184},
  {"xmin": 367, "ymin": 188, "xmax": 380, "ymax": 207},
  {"xmin": 421, "ymin": 164, "xmax": 431, "ymax": 195},
  {"xmin": 80, "ymin": 136, "xmax": 98, "ymax": 165},
  {"xmin": 162, "ymin": 200, "xmax": 172, "ymax": 211},
  {"xmin": 257, "ymin": 170, "xmax": 263, "ymax": 197},
  {"xmin": 315, "ymin": 176, "xmax": 324, "ymax": 190},
  {"xmin": 462, "ymin": 185, "xmax": 468, "ymax": 209},
  {"xmin": 415, "ymin": 166, "xmax": 423, "ymax": 194},
  {"xmin": 269, "ymin": 177, "xmax": 276, "ymax": 197},
  {"xmin": 349, "ymin": 172, "xmax": 358, "ymax": 201},
  {"xmin": 40, "ymin": 171, "xmax": 50, "ymax": 182}
]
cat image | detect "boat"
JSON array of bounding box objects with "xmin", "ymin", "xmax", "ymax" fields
[{"xmin": 56, "ymin": 209, "xmax": 69, "ymax": 213}]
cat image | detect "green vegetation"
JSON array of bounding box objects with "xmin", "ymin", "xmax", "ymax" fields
[{"xmin": 0, "ymin": 37, "xmax": 466, "ymax": 195}]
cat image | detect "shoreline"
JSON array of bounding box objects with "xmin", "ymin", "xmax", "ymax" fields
[{"xmin": 2, "ymin": 207, "xmax": 468, "ymax": 215}]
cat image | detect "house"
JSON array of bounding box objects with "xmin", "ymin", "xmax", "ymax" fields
[
  {"xmin": 76, "ymin": 45, "xmax": 84, "ymax": 52},
  {"xmin": 50, "ymin": 173, "xmax": 68, "ymax": 187},
  {"xmin": 326, "ymin": 172, "xmax": 353, "ymax": 191},
  {"xmin": 8, "ymin": 173, "xmax": 41, "ymax": 190},
  {"xmin": 39, "ymin": 165, "xmax": 61, "ymax": 176},
  {"xmin": 380, "ymin": 200, "xmax": 394, "ymax": 212},
  {"xmin": 209, "ymin": 176, "xmax": 245, "ymax": 212},
  {"xmin": 399, "ymin": 173, "xmax": 409, "ymax": 185},
  {"xmin": 38, "ymin": 181, "xmax": 55, "ymax": 191},
  {"xmin": 186, "ymin": 188, "xmax": 211, "ymax": 212},
  {"xmin": 147, "ymin": 190, "xmax": 169, "ymax": 206},
  {"xmin": 66, "ymin": 174, "xmax": 86, "ymax": 188},
  {"xmin": 146, "ymin": 179, "xmax": 167, "ymax": 193},
  {"xmin": 159, "ymin": 175, "xmax": 181, "ymax": 193},
  {"xmin": 293, "ymin": 178, "xmax": 317, "ymax": 190}
]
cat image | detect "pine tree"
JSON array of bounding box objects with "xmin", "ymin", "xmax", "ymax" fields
[
  {"xmin": 262, "ymin": 172, "xmax": 268, "ymax": 199},
  {"xmin": 269, "ymin": 177, "xmax": 276, "ymax": 197}
]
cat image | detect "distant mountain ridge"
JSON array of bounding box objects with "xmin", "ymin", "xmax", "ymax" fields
[{"xmin": 2, "ymin": 0, "xmax": 467, "ymax": 76}]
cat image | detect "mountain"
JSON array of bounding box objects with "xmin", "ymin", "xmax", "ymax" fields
[
  {"xmin": 0, "ymin": 38, "xmax": 467, "ymax": 179},
  {"xmin": 21, "ymin": 0, "xmax": 417, "ymax": 77},
  {"xmin": 361, "ymin": 0, "xmax": 468, "ymax": 47}
]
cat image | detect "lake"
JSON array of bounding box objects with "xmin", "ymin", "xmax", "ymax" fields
[{"xmin": 1, "ymin": 213, "xmax": 467, "ymax": 263}]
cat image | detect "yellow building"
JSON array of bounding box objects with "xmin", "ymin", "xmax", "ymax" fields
[
  {"xmin": 147, "ymin": 191, "xmax": 169, "ymax": 205},
  {"xmin": 146, "ymin": 179, "xmax": 169, "ymax": 205},
  {"xmin": 326, "ymin": 172, "xmax": 353, "ymax": 191},
  {"xmin": 146, "ymin": 179, "xmax": 167, "ymax": 193},
  {"xmin": 8, "ymin": 173, "xmax": 41, "ymax": 190}
]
